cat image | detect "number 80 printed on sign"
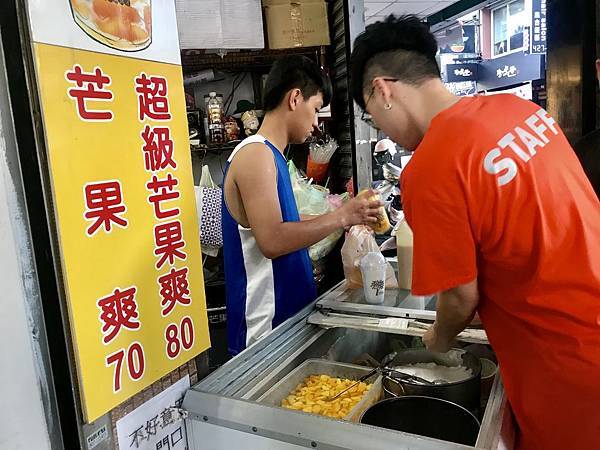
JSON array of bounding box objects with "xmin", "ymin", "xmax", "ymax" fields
[{"xmin": 165, "ymin": 316, "xmax": 194, "ymax": 360}]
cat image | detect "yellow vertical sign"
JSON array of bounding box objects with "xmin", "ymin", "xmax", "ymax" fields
[{"xmin": 28, "ymin": 1, "xmax": 210, "ymax": 422}]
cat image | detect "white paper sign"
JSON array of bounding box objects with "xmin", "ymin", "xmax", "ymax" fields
[
  {"xmin": 175, "ymin": 0, "xmax": 264, "ymax": 49},
  {"xmin": 116, "ymin": 375, "xmax": 190, "ymax": 450}
]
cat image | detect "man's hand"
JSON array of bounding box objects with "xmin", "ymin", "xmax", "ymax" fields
[
  {"xmin": 423, "ymin": 325, "xmax": 453, "ymax": 353},
  {"xmin": 422, "ymin": 279, "xmax": 479, "ymax": 353},
  {"xmin": 336, "ymin": 190, "xmax": 383, "ymax": 228}
]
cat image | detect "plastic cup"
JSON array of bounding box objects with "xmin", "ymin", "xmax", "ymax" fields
[
  {"xmin": 306, "ymin": 154, "xmax": 329, "ymax": 183},
  {"xmin": 480, "ymin": 358, "xmax": 498, "ymax": 408},
  {"xmin": 360, "ymin": 252, "xmax": 387, "ymax": 304}
]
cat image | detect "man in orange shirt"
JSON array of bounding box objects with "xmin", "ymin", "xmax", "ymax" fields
[{"xmin": 351, "ymin": 15, "xmax": 600, "ymax": 449}]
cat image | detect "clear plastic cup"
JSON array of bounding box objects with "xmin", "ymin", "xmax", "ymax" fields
[{"xmin": 360, "ymin": 252, "xmax": 387, "ymax": 304}]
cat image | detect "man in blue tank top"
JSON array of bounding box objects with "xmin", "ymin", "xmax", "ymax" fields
[{"xmin": 222, "ymin": 56, "xmax": 381, "ymax": 355}]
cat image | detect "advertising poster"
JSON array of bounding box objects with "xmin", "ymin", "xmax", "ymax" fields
[{"xmin": 27, "ymin": 0, "xmax": 210, "ymax": 422}]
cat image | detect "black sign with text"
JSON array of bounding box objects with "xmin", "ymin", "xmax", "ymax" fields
[
  {"xmin": 445, "ymin": 81, "xmax": 477, "ymax": 96},
  {"xmin": 478, "ymin": 52, "xmax": 544, "ymax": 90},
  {"xmin": 446, "ymin": 63, "xmax": 479, "ymax": 82}
]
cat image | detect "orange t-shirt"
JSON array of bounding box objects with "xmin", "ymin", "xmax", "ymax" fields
[{"xmin": 401, "ymin": 94, "xmax": 600, "ymax": 450}]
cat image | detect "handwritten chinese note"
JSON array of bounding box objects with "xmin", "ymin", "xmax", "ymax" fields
[{"xmin": 116, "ymin": 376, "xmax": 190, "ymax": 450}]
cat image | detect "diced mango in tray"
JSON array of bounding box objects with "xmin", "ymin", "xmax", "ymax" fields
[{"xmin": 281, "ymin": 374, "xmax": 372, "ymax": 419}]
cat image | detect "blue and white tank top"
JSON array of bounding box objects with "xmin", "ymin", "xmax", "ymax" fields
[{"xmin": 222, "ymin": 135, "xmax": 317, "ymax": 355}]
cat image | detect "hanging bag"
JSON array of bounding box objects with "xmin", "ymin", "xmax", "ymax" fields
[{"xmin": 198, "ymin": 165, "xmax": 223, "ymax": 250}]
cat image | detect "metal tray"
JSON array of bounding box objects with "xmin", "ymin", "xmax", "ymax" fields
[{"xmin": 257, "ymin": 358, "xmax": 382, "ymax": 422}]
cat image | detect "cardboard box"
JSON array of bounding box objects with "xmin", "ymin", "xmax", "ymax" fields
[{"xmin": 263, "ymin": 1, "xmax": 330, "ymax": 49}]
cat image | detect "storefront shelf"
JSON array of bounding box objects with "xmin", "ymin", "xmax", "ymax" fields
[{"xmin": 181, "ymin": 47, "xmax": 324, "ymax": 73}]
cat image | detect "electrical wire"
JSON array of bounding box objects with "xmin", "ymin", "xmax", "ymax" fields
[
  {"xmin": 222, "ymin": 72, "xmax": 242, "ymax": 114},
  {"xmin": 224, "ymin": 72, "xmax": 248, "ymax": 116}
]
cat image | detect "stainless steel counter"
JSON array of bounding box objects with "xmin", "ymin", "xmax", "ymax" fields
[{"xmin": 183, "ymin": 283, "xmax": 515, "ymax": 450}]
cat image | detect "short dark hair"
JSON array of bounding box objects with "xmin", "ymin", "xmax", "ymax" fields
[
  {"xmin": 263, "ymin": 55, "xmax": 332, "ymax": 112},
  {"xmin": 350, "ymin": 15, "xmax": 441, "ymax": 109}
]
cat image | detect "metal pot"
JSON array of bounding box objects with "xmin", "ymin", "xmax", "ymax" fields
[
  {"xmin": 382, "ymin": 348, "xmax": 481, "ymax": 414},
  {"xmin": 360, "ymin": 396, "xmax": 480, "ymax": 446}
]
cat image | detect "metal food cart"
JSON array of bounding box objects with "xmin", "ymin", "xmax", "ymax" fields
[{"xmin": 183, "ymin": 282, "xmax": 516, "ymax": 449}]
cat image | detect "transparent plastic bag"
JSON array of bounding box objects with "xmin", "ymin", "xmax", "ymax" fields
[
  {"xmin": 289, "ymin": 161, "xmax": 329, "ymax": 215},
  {"xmin": 289, "ymin": 161, "xmax": 345, "ymax": 261},
  {"xmin": 341, "ymin": 225, "xmax": 398, "ymax": 289}
]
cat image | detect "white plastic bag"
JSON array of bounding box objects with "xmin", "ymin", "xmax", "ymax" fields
[{"xmin": 341, "ymin": 225, "xmax": 398, "ymax": 289}]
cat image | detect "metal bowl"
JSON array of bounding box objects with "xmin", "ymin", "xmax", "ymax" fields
[
  {"xmin": 383, "ymin": 348, "xmax": 482, "ymax": 413},
  {"xmin": 360, "ymin": 396, "xmax": 480, "ymax": 446}
]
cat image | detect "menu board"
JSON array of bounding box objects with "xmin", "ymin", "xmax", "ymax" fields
[{"xmin": 27, "ymin": 0, "xmax": 210, "ymax": 422}]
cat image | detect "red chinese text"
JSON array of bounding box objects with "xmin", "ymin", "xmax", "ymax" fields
[
  {"xmin": 146, "ymin": 174, "xmax": 180, "ymax": 220},
  {"xmin": 158, "ymin": 267, "xmax": 191, "ymax": 316},
  {"xmin": 135, "ymin": 73, "xmax": 171, "ymax": 121},
  {"xmin": 66, "ymin": 65, "xmax": 113, "ymax": 121},
  {"xmin": 154, "ymin": 221, "xmax": 187, "ymax": 269},
  {"xmin": 140, "ymin": 125, "xmax": 177, "ymax": 171},
  {"xmin": 97, "ymin": 286, "xmax": 140, "ymax": 344},
  {"xmin": 84, "ymin": 181, "xmax": 128, "ymax": 236}
]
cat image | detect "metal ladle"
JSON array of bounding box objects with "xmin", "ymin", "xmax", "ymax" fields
[
  {"xmin": 385, "ymin": 368, "xmax": 447, "ymax": 385},
  {"xmin": 327, "ymin": 352, "xmax": 398, "ymax": 401}
]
